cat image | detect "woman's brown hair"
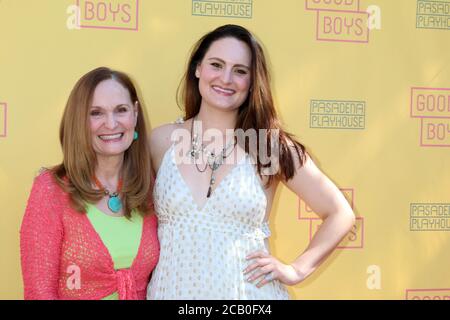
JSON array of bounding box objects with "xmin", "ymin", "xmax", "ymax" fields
[
  {"xmin": 177, "ymin": 24, "xmax": 307, "ymax": 185},
  {"xmin": 51, "ymin": 67, "xmax": 152, "ymax": 218}
]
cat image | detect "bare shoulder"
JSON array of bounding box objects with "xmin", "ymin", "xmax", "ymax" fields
[
  {"xmin": 149, "ymin": 120, "xmax": 187, "ymax": 173},
  {"xmin": 150, "ymin": 123, "xmax": 178, "ymax": 152}
]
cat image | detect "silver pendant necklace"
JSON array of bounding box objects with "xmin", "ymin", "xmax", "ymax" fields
[{"xmin": 188, "ymin": 116, "xmax": 236, "ymax": 198}]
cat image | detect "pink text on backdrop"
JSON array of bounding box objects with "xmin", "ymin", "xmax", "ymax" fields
[
  {"xmin": 410, "ymin": 87, "xmax": 450, "ymax": 147},
  {"xmin": 316, "ymin": 10, "xmax": 369, "ymax": 43},
  {"xmin": 420, "ymin": 118, "xmax": 450, "ymax": 147},
  {"xmin": 406, "ymin": 289, "xmax": 450, "ymax": 300},
  {"xmin": 410, "ymin": 87, "xmax": 450, "ymax": 118},
  {"xmin": 299, "ymin": 188, "xmax": 354, "ymax": 219},
  {"xmin": 76, "ymin": 0, "xmax": 139, "ymax": 31},
  {"xmin": 306, "ymin": 0, "xmax": 360, "ymax": 12},
  {"xmin": 309, "ymin": 217, "xmax": 364, "ymax": 249}
]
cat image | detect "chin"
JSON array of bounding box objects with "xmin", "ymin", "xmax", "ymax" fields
[
  {"xmin": 210, "ymin": 103, "xmax": 242, "ymax": 112},
  {"xmin": 95, "ymin": 148, "xmax": 128, "ymax": 158}
]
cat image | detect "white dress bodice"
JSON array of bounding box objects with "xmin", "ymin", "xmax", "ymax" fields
[{"xmin": 146, "ymin": 144, "xmax": 289, "ymax": 300}]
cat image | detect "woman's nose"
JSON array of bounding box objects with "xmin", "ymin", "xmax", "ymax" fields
[
  {"xmin": 104, "ymin": 113, "xmax": 118, "ymax": 129},
  {"xmin": 220, "ymin": 68, "xmax": 233, "ymax": 84}
]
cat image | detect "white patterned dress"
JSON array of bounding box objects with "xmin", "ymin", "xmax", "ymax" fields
[{"xmin": 146, "ymin": 144, "xmax": 290, "ymax": 300}]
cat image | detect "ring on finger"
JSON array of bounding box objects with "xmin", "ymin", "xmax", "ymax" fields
[{"xmin": 264, "ymin": 271, "xmax": 274, "ymax": 282}]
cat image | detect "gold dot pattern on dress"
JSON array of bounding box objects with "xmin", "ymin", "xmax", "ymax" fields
[{"xmin": 146, "ymin": 144, "xmax": 290, "ymax": 300}]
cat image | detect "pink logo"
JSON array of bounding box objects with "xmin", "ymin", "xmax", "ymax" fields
[
  {"xmin": 76, "ymin": 0, "xmax": 139, "ymax": 31},
  {"xmin": 309, "ymin": 217, "xmax": 364, "ymax": 249},
  {"xmin": 298, "ymin": 188, "xmax": 364, "ymax": 249},
  {"xmin": 406, "ymin": 289, "xmax": 450, "ymax": 300},
  {"xmin": 305, "ymin": 0, "xmax": 370, "ymax": 43},
  {"xmin": 306, "ymin": 0, "xmax": 360, "ymax": 11},
  {"xmin": 0, "ymin": 102, "xmax": 7, "ymax": 138},
  {"xmin": 410, "ymin": 87, "xmax": 450, "ymax": 147},
  {"xmin": 299, "ymin": 188, "xmax": 355, "ymax": 219}
]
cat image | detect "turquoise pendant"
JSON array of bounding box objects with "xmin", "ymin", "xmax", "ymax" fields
[{"xmin": 108, "ymin": 195, "xmax": 122, "ymax": 213}]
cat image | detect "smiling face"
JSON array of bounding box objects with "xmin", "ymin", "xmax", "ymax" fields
[
  {"xmin": 195, "ymin": 37, "xmax": 252, "ymax": 113},
  {"xmin": 89, "ymin": 79, "xmax": 138, "ymax": 159}
]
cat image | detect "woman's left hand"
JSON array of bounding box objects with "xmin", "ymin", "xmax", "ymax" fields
[{"xmin": 243, "ymin": 251, "xmax": 305, "ymax": 288}]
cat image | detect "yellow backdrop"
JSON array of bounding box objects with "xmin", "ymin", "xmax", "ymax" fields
[{"xmin": 1, "ymin": 0, "xmax": 449, "ymax": 300}]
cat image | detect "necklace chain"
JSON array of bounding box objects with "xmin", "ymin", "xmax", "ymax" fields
[
  {"xmin": 188, "ymin": 116, "xmax": 236, "ymax": 198},
  {"xmin": 93, "ymin": 176, "xmax": 123, "ymax": 194},
  {"xmin": 93, "ymin": 176, "xmax": 123, "ymax": 213}
]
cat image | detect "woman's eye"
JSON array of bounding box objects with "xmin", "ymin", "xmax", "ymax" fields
[
  {"xmin": 211, "ymin": 62, "xmax": 222, "ymax": 68},
  {"xmin": 235, "ymin": 69, "xmax": 248, "ymax": 75},
  {"xmin": 118, "ymin": 107, "xmax": 128, "ymax": 113},
  {"xmin": 90, "ymin": 110, "xmax": 101, "ymax": 116}
]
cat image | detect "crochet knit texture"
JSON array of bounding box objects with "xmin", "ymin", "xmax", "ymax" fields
[{"xmin": 20, "ymin": 170, "xmax": 160, "ymax": 300}]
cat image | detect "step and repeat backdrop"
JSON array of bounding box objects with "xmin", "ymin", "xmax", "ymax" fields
[{"xmin": 0, "ymin": 0, "xmax": 449, "ymax": 300}]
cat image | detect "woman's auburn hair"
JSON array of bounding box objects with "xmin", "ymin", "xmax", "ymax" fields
[
  {"xmin": 177, "ymin": 24, "xmax": 307, "ymax": 185},
  {"xmin": 51, "ymin": 66, "xmax": 153, "ymax": 218}
]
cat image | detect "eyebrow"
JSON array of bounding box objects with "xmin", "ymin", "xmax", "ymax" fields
[
  {"xmin": 90, "ymin": 104, "xmax": 130, "ymax": 109},
  {"xmin": 207, "ymin": 57, "xmax": 250, "ymax": 70}
]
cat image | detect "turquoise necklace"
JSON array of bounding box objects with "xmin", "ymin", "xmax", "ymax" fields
[{"xmin": 93, "ymin": 176, "xmax": 123, "ymax": 213}]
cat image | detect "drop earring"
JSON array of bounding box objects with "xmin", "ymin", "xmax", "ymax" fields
[{"xmin": 133, "ymin": 131, "xmax": 139, "ymax": 141}]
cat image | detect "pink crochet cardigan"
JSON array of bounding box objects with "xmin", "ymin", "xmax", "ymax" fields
[{"xmin": 20, "ymin": 170, "xmax": 160, "ymax": 300}]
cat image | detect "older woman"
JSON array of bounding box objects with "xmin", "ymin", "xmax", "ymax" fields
[{"xmin": 20, "ymin": 67, "xmax": 159, "ymax": 300}]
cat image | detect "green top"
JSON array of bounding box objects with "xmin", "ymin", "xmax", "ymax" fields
[{"xmin": 86, "ymin": 203, "xmax": 143, "ymax": 300}]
